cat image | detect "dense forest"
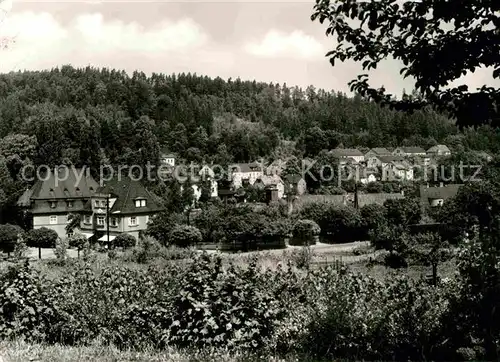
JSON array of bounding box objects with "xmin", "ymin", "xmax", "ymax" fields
[
  {"xmin": 1, "ymin": 65, "xmax": 500, "ymax": 170},
  {"xmin": 0, "ymin": 65, "xmax": 500, "ymax": 220}
]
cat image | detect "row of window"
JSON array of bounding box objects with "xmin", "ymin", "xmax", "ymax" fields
[
  {"xmin": 50, "ymin": 199, "xmax": 147, "ymax": 210},
  {"xmin": 50, "ymin": 201, "xmax": 73, "ymax": 208},
  {"xmin": 49, "ymin": 215, "xmax": 146, "ymax": 226}
]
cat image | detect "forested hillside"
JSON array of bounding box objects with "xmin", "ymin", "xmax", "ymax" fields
[{"xmin": 1, "ymin": 64, "xmax": 499, "ymax": 172}]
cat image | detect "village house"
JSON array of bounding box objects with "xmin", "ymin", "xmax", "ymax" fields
[
  {"xmin": 368, "ymin": 155, "xmax": 405, "ymax": 169},
  {"xmin": 283, "ymin": 173, "xmax": 307, "ymax": 196},
  {"xmin": 330, "ymin": 148, "xmax": 365, "ymax": 164},
  {"xmin": 17, "ymin": 167, "xmax": 99, "ymax": 239},
  {"xmin": 160, "ymin": 152, "xmax": 176, "ymax": 167},
  {"xmin": 420, "ymin": 183, "xmax": 462, "ymax": 207},
  {"xmin": 230, "ymin": 162, "xmax": 264, "ymax": 189},
  {"xmin": 427, "ymin": 145, "xmax": 451, "ymax": 157},
  {"xmin": 364, "ymin": 147, "xmax": 392, "ymax": 159},
  {"xmin": 253, "ymin": 175, "xmax": 285, "ymax": 199},
  {"xmin": 392, "ymin": 146, "xmax": 427, "ymax": 157},
  {"xmin": 79, "ymin": 176, "xmax": 164, "ymax": 242}
]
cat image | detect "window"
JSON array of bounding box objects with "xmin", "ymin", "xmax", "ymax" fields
[
  {"xmin": 129, "ymin": 216, "xmax": 137, "ymax": 226},
  {"xmin": 84, "ymin": 215, "xmax": 91, "ymax": 224},
  {"xmin": 49, "ymin": 215, "xmax": 57, "ymax": 224},
  {"xmin": 97, "ymin": 216, "xmax": 105, "ymax": 226},
  {"xmin": 94, "ymin": 200, "xmax": 100, "ymax": 207},
  {"xmin": 141, "ymin": 199, "xmax": 146, "ymax": 207},
  {"xmin": 110, "ymin": 217, "xmax": 118, "ymax": 227},
  {"xmin": 67, "ymin": 201, "xmax": 73, "ymax": 208},
  {"xmin": 135, "ymin": 199, "xmax": 146, "ymax": 207},
  {"xmin": 50, "ymin": 201, "xmax": 56, "ymax": 208},
  {"xmin": 101, "ymin": 200, "xmax": 107, "ymax": 207}
]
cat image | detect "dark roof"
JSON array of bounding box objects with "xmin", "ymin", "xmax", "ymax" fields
[
  {"xmin": 24, "ymin": 167, "xmax": 99, "ymax": 200},
  {"xmin": 368, "ymin": 147, "xmax": 391, "ymax": 156},
  {"xmin": 377, "ymin": 155, "xmax": 405, "ymax": 164},
  {"xmin": 427, "ymin": 145, "xmax": 451, "ymax": 153},
  {"xmin": 400, "ymin": 146, "xmax": 426, "ymax": 154},
  {"xmin": 331, "ymin": 148, "xmax": 364, "ymax": 157},
  {"xmin": 91, "ymin": 177, "xmax": 164, "ymax": 215},
  {"xmin": 420, "ymin": 184, "xmax": 462, "ymax": 201},
  {"xmin": 230, "ymin": 163, "xmax": 264, "ymax": 173}
]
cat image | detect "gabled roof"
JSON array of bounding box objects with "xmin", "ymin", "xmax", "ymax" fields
[
  {"xmin": 330, "ymin": 148, "xmax": 364, "ymax": 157},
  {"xmin": 255, "ymin": 175, "xmax": 283, "ymax": 186},
  {"xmin": 398, "ymin": 146, "xmax": 426, "ymax": 154},
  {"xmin": 367, "ymin": 147, "xmax": 391, "ymax": 156},
  {"xmin": 230, "ymin": 163, "xmax": 264, "ymax": 173},
  {"xmin": 427, "ymin": 144, "xmax": 451, "ymax": 153},
  {"xmin": 27, "ymin": 167, "xmax": 99, "ymax": 200},
  {"xmin": 420, "ymin": 184, "xmax": 462, "ymax": 201},
  {"xmin": 90, "ymin": 177, "xmax": 164, "ymax": 215},
  {"xmin": 377, "ymin": 155, "xmax": 405, "ymax": 164}
]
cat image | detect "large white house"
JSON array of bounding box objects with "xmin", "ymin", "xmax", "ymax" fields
[{"xmin": 230, "ymin": 162, "xmax": 264, "ymax": 189}]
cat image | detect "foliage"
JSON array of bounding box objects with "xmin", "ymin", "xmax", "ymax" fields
[
  {"xmin": 311, "ymin": 0, "xmax": 500, "ymax": 128},
  {"xmin": 0, "ymin": 223, "xmax": 23, "ymax": 255},
  {"xmin": 54, "ymin": 237, "xmax": 69, "ymax": 264},
  {"xmin": 292, "ymin": 220, "xmax": 321, "ymax": 239},
  {"xmin": 68, "ymin": 232, "xmax": 88, "ymax": 258},
  {"xmin": 384, "ymin": 198, "xmax": 421, "ymax": 226},
  {"xmin": 168, "ymin": 225, "xmax": 202, "ymax": 248},
  {"xmin": 146, "ymin": 211, "xmax": 185, "ymax": 246},
  {"xmin": 24, "ymin": 227, "xmax": 58, "ymax": 258},
  {"xmin": 168, "ymin": 254, "xmax": 285, "ymax": 350},
  {"xmin": 113, "ymin": 233, "xmax": 136, "ymax": 249}
]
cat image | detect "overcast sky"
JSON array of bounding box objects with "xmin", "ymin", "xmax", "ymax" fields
[{"xmin": 0, "ymin": 0, "xmax": 497, "ymax": 95}]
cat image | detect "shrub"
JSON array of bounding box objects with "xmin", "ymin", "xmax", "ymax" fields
[
  {"xmin": 168, "ymin": 225, "xmax": 202, "ymax": 248},
  {"xmin": 168, "ymin": 254, "xmax": 285, "ymax": 350},
  {"xmin": 113, "ymin": 233, "xmax": 136, "ymax": 249},
  {"xmin": 129, "ymin": 236, "xmax": 163, "ymax": 263},
  {"xmin": 0, "ymin": 224, "xmax": 24, "ymax": 257},
  {"xmin": 68, "ymin": 232, "xmax": 88, "ymax": 258},
  {"xmin": 290, "ymin": 220, "xmax": 320, "ymax": 246},
  {"xmin": 25, "ymin": 227, "xmax": 59, "ymax": 259},
  {"xmin": 54, "ymin": 237, "xmax": 69, "ymax": 264}
]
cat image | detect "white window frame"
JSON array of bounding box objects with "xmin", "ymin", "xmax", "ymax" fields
[
  {"xmin": 129, "ymin": 216, "xmax": 137, "ymax": 226},
  {"xmin": 84, "ymin": 215, "xmax": 91, "ymax": 224},
  {"xmin": 49, "ymin": 215, "xmax": 57, "ymax": 224},
  {"xmin": 94, "ymin": 200, "xmax": 100, "ymax": 207},
  {"xmin": 101, "ymin": 200, "xmax": 107, "ymax": 207},
  {"xmin": 140, "ymin": 199, "xmax": 146, "ymax": 207},
  {"xmin": 110, "ymin": 217, "xmax": 118, "ymax": 227},
  {"xmin": 97, "ymin": 216, "xmax": 105, "ymax": 226},
  {"xmin": 135, "ymin": 200, "xmax": 141, "ymax": 208}
]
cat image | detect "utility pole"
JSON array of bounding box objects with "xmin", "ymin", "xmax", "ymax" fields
[{"xmin": 106, "ymin": 193, "xmax": 110, "ymax": 247}]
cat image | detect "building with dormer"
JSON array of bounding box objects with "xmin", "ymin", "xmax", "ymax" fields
[
  {"xmin": 17, "ymin": 167, "xmax": 99, "ymax": 238},
  {"xmin": 79, "ymin": 176, "xmax": 164, "ymax": 242}
]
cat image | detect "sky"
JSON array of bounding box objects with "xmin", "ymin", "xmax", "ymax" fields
[{"xmin": 0, "ymin": 0, "xmax": 497, "ymax": 95}]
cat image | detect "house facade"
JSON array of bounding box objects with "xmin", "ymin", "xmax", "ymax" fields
[
  {"xmin": 420, "ymin": 184, "xmax": 462, "ymax": 207},
  {"xmin": 160, "ymin": 153, "xmax": 176, "ymax": 167},
  {"xmin": 17, "ymin": 167, "xmax": 99, "ymax": 239},
  {"xmin": 230, "ymin": 162, "xmax": 264, "ymax": 189},
  {"xmin": 253, "ymin": 175, "xmax": 285, "ymax": 198},
  {"xmin": 427, "ymin": 145, "xmax": 451, "ymax": 157},
  {"xmin": 330, "ymin": 148, "xmax": 365, "ymax": 164},
  {"xmin": 79, "ymin": 177, "xmax": 164, "ymax": 242},
  {"xmin": 392, "ymin": 146, "xmax": 427, "ymax": 157},
  {"xmin": 364, "ymin": 148, "xmax": 392, "ymax": 159}
]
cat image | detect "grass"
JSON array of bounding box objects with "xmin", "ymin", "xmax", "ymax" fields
[{"xmin": 0, "ymin": 340, "xmax": 305, "ymax": 362}]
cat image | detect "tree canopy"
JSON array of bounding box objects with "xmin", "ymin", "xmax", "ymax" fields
[{"xmin": 312, "ymin": 0, "xmax": 500, "ymax": 128}]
